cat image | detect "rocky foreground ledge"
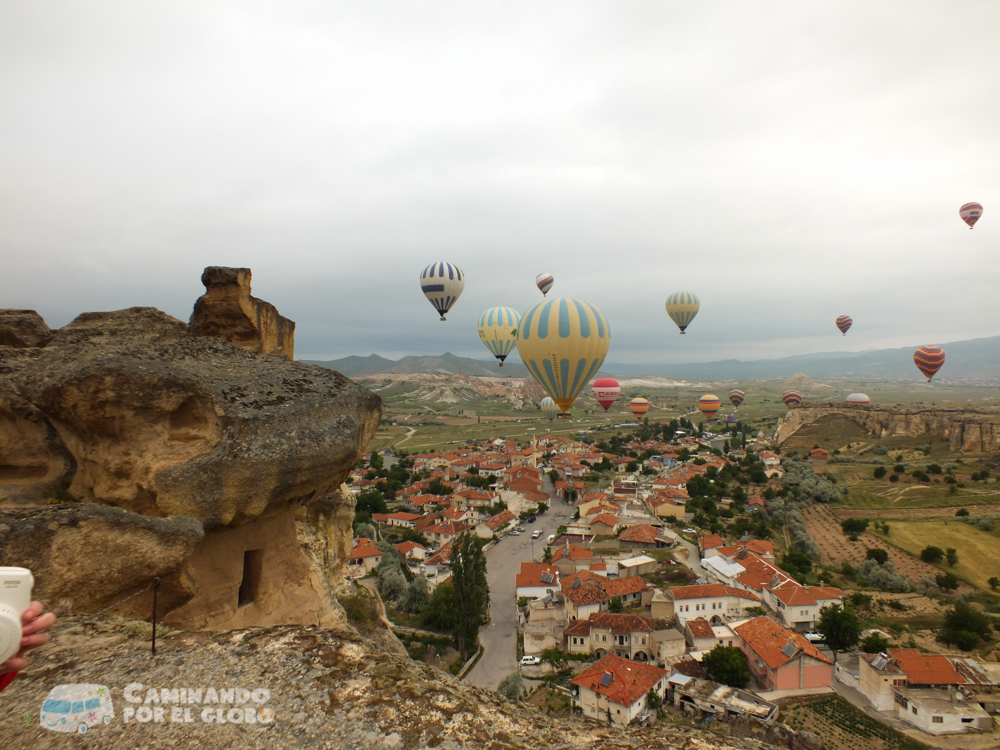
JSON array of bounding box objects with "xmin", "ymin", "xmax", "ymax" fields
[{"xmin": 0, "ymin": 622, "xmax": 811, "ymax": 750}]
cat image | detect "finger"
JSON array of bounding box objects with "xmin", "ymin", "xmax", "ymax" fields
[
  {"xmin": 19, "ymin": 632, "xmax": 50, "ymax": 651},
  {"xmin": 1, "ymin": 656, "xmax": 29, "ymax": 673},
  {"xmin": 21, "ymin": 612, "xmax": 56, "ymax": 636},
  {"xmin": 21, "ymin": 602, "xmax": 44, "ymax": 623}
]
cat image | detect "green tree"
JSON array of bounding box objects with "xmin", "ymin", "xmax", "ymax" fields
[
  {"xmin": 988, "ymin": 576, "xmax": 1000, "ymax": 591},
  {"xmin": 840, "ymin": 518, "xmax": 869, "ymax": 535},
  {"xmin": 702, "ymin": 645, "xmax": 749, "ymax": 688},
  {"xmin": 780, "ymin": 550, "xmax": 813, "ymax": 582},
  {"xmin": 608, "ymin": 596, "xmax": 624, "ymax": 613},
  {"xmin": 497, "ymin": 669, "xmax": 525, "ymax": 701},
  {"xmin": 354, "ymin": 522, "xmax": 377, "ymax": 540},
  {"xmin": 398, "ymin": 575, "xmax": 430, "ymax": 613},
  {"xmin": 450, "ymin": 532, "xmax": 490, "ymax": 661},
  {"xmin": 379, "ymin": 567, "xmax": 406, "ymax": 600},
  {"xmin": 935, "ymin": 572, "xmax": 959, "ymax": 592},
  {"xmin": 427, "ymin": 477, "xmax": 453, "ymax": 496},
  {"xmin": 645, "ymin": 687, "xmax": 663, "ymax": 712},
  {"xmin": 817, "ymin": 604, "xmax": 862, "ymax": 667},
  {"xmin": 865, "ymin": 548, "xmax": 889, "ymax": 565},
  {"xmin": 873, "ymin": 466, "xmax": 887, "ymax": 479},
  {"xmin": 955, "ymin": 508, "xmax": 969, "ymax": 517},
  {"xmin": 421, "ymin": 580, "xmax": 458, "ymax": 631},
  {"xmin": 861, "ymin": 632, "xmax": 890, "ymax": 653},
  {"xmin": 941, "ymin": 601, "xmax": 994, "ymax": 650},
  {"xmin": 355, "ymin": 489, "xmax": 387, "ymax": 519},
  {"xmin": 920, "ymin": 546, "xmax": 944, "ymax": 563},
  {"xmin": 540, "ymin": 647, "xmax": 564, "ymax": 670},
  {"xmin": 946, "ymin": 548, "xmax": 959, "ymax": 566}
]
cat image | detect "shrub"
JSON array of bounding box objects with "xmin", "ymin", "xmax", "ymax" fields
[
  {"xmin": 379, "ymin": 567, "xmax": 407, "ymax": 600},
  {"xmin": 873, "ymin": 445, "xmax": 888, "ymax": 455},
  {"xmin": 893, "ymin": 464, "xmax": 906, "ymax": 474},
  {"xmin": 927, "ymin": 464, "xmax": 942, "ymax": 475},
  {"xmin": 865, "ymin": 548, "xmax": 889, "ymax": 565},
  {"xmin": 399, "ymin": 575, "xmax": 430, "ymax": 613},
  {"xmin": 935, "ymin": 572, "xmax": 959, "ymax": 592},
  {"xmin": 889, "ymin": 474, "xmax": 899, "ymax": 483},
  {"xmin": 858, "ymin": 559, "xmax": 911, "ymax": 592},
  {"xmin": 873, "ymin": 466, "xmax": 887, "ymax": 479},
  {"xmin": 861, "ymin": 632, "xmax": 890, "ymax": 653},
  {"xmin": 920, "ymin": 546, "xmax": 944, "ymax": 563},
  {"xmin": 911, "ymin": 470, "xmax": 930, "ymax": 483},
  {"xmin": 946, "ymin": 548, "xmax": 959, "ymax": 566},
  {"xmin": 498, "ymin": 670, "xmax": 526, "ymax": 701}
]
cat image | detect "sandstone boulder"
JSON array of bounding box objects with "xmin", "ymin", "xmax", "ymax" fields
[
  {"xmin": 0, "ymin": 504, "xmax": 204, "ymax": 617},
  {"xmin": 0, "ymin": 309, "xmax": 52, "ymax": 348},
  {"xmin": 2, "ymin": 306, "xmax": 380, "ymax": 528},
  {"xmin": 190, "ymin": 266, "xmax": 295, "ymax": 359}
]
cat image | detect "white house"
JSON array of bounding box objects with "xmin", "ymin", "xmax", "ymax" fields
[{"xmin": 570, "ymin": 655, "xmax": 668, "ymax": 726}]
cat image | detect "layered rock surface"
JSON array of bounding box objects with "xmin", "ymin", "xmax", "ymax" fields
[
  {"xmin": 0, "ymin": 623, "xmax": 808, "ymax": 750},
  {"xmin": 776, "ymin": 403, "xmax": 1000, "ymax": 452}
]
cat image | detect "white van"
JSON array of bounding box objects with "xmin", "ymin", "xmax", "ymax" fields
[
  {"xmin": 40, "ymin": 684, "xmax": 114, "ymax": 734},
  {"xmin": 547, "ymin": 534, "xmax": 556, "ymax": 544}
]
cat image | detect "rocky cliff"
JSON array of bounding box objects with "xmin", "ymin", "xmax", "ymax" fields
[
  {"xmin": 776, "ymin": 402, "xmax": 1000, "ymax": 452},
  {"xmin": 0, "ymin": 269, "xmax": 380, "ymax": 628}
]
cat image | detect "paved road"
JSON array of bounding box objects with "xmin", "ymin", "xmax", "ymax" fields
[
  {"xmin": 465, "ymin": 492, "xmax": 577, "ymax": 690},
  {"xmin": 674, "ymin": 536, "xmax": 706, "ymax": 577}
]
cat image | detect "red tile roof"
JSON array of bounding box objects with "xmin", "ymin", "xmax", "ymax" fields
[
  {"xmin": 484, "ymin": 509, "xmax": 516, "ymax": 531},
  {"xmin": 552, "ymin": 544, "xmax": 593, "ymax": 562},
  {"xmin": 426, "ymin": 542, "xmax": 451, "ymax": 566},
  {"xmin": 564, "ymin": 612, "xmax": 654, "ymax": 638},
  {"xmin": 669, "ymin": 584, "xmax": 727, "ymax": 601},
  {"xmin": 515, "ymin": 562, "xmax": 560, "ymax": 589},
  {"xmin": 771, "ymin": 584, "xmax": 843, "ymax": 607},
  {"xmin": 570, "ymin": 655, "xmax": 666, "ymax": 708},
  {"xmin": 394, "ymin": 541, "xmax": 425, "ymax": 555},
  {"xmin": 735, "ymin": 616, "xmax": 831, "ymax": 670},
  {"xmin": 590, "ymin": 513, "xmax": 620, "ymax": 529},
  {"xmin": 888, "ymin": 648, "xmax": 965, "ymax": 686},
  {"xmin": 349, "ymin": 538, "xmax": 384, "ymax": 559},
  {"xmin": 699, "ymin": 534, "xmax": 724, "ymax": 551},
  {"xmin": 618, "ymin": 525, "xmax": 662, "ymax": 544},
  {"xmin": 687, "ymin": 619, "xmax": 715, "ymax": 639}
]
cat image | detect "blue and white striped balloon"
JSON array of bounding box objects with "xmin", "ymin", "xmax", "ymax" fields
[
  {"xmin": 420, "ymin": 262, "xmax": 465, "ymax": 321},
  {"xmin": 477, "ymin": 307, "xmax": 521, "ymax": 367},
  {"xmin": 517, "ymin": 298, "xmax": 610, "ymax": 412}
]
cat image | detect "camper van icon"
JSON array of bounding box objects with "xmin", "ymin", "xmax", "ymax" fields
[{"xmin": 40, "ymin": 684, "xmax": 114, "ymax": 734}]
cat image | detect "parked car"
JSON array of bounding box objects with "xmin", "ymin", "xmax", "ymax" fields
[
  {"xmin": 531, "ymin": 530, "xmax": 542, "ymax": 539},
  {"xmin": 527, "ymin": 515, "xmax": 537, "ymax": 523},
  {"xmin": 803, "ymin": 632, "xmax": 824, "ymax": 643},
  {"xmin": 519, "ymin": 655, "xmax": 541, "ymax": 666}
]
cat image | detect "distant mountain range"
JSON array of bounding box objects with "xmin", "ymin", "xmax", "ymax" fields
[{"xmin": 304, "ymin": 335, "xmax": 1000, "ymax": 382}]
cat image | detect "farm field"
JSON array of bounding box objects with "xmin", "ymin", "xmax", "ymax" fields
[
  {"xmin": 875, "ymin": 520, "xmax": 1000, "ymax": 592},
  {"xmin": 802, "ymin": 506, "xmax": 972, "ymax": 592},
  {"xmin": 779, "ymin": 695, "xmax": 928, "ymax": 750}
]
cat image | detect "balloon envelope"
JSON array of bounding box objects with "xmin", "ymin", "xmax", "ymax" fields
[
  {"xmin": 540, "ymin": 396, "xmax": 560, "ymax": 421},
  {"xmin": 535, "ymin": 273, "xmax": 554, "ymax": 296},
  {"xmin": 698, "ymin": 394, "xmax": 722, "ymax": 420},
  {"xmin": 729, "ymin": 389, "xmax": 745, "ymax": 408},
  {"xmin": 836, "ymin": 315, "xmax": 852, "ymax": 336},
  {"xmin": 782, "ymin": 391, "xmax": 802, "ymax": 407},
  {"xmin": 914, "ymin": 345, "xmax": 945, "ymax": 381},
  {"xmin": 846, "ymin": 393, "xmax": 870, "ymax": 405},
  {"xmin": 592, "ymin": 378, "xmax": 621, "ymax": 411},
  {"xmin": 959, "ymin": 202, "xmax": 983, "ymax": 229},
  {"xmin": 420, "ymin": 262, "xmax": 465, "ymax": 320},
  {"xmin": 628, "ymin": 397, "xmax": 650, "ymax": 421},
  {"xmin": 517, "ymin": 298, "xmax": 611, "ymax": 412},
  {"xmin": 477, "ymin": 307, "xmax": 521, "ymax": 366},
  {"xmin": 665, "ymin": 292, "xmax": 700, "ymax": 334}
]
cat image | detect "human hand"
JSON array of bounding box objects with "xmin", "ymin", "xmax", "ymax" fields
[{"xmin": 0, "ymin": 602, "xmax": 56, "ymax": 676}]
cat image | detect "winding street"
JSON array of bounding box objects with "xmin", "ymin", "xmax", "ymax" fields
[{"xmin": 465, "ymin": 483, "xmax": 576, "ymax": 690}]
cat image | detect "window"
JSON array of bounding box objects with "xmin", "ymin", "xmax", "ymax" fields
[
  {"xmin": 932, "ymin": 717, "xmax": 943, "ymax": 724},
  {"xmin": 912, "ymin": 706, "xmax": 918, "ymax": 715},
  {"xmin": 961, "ymin": 718, "xmax": 973, "ymax": 724},
  {"xmin": 894, "ymin": 694, "xmax": 908, "ymax": 709},
  {"xmin": 892, "ymin": 679, "xmax": 906, "ymax": 687},
  {"xmin": 238, "ymin": 549, "xmax": 264, "ymax": 607}
]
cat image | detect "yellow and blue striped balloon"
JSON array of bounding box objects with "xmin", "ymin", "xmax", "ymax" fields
[
  {"xmin": 665, "ymin": 291, "xmax": 700, "ymax": 334},
  {"xmin": 517, "ymin": 298, "xmax": 610, "ymax": 412},
  {"xmin": 477, "ymin": 306, "xmax": 521, "ymax": 367}
]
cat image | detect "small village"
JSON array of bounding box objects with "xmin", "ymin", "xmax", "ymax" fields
[{"xmin": 344, "ymin": 421, "xmax": 1000, "ymax": 748}]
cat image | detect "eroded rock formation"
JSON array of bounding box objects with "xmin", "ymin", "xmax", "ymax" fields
[
  {"xmin": 0, "ymin": 269, "xmax": 380, "ymax": 627},
  {"xmin": 190, "ymin": 266, "xmax": 296, "ymax": 359},
  {"xmin": 776, "ymin": 402, "xmax": 1000, "ymax": 452}
]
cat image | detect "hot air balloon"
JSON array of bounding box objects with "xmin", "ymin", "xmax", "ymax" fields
[
  {"xmin": 665, "ymin": 292, "xmax": 700, "ymax": 334},
  {"xmin": 628, "ymin": 397, "xmax": 650, "ymax": 421},
  {"xmin": 477, "ymin": 306, "xmax": 520, "ymax": 367},
  {"xmin": 698, "ymin": 394, "xmax": 722, "ymax": 420},
  {"xmin": 535, "ymin": 273, "xmax": 554, "ymax": 296},
  {"xmin": 592, "ymin": 378, "xmax": 621, "ymax": 411},
  {"xmin": 914, "ymin": 345, "xmax": 945, "ymax": 382},
  {"xmin": 959, "ymin": 202, "xmax": 983, "ymax": 229},
  {"xmin": 517, "ymin": 297, "xmax": 611, "ymax": 412},
  {"xmin": 420, "ymin": 262, "xmax": 465, "ymax": 321},
  {"xmin": 540, "ymin": 397, "xmax": 560, "ymax": 421},
  {"xmin": 782, "ymin": 391, "xmax": 802, "ymax": 407},
  {"xmin": 846, "ymin": 393, "xmax": 870, "ymax": 405},
  {"xmin": 729, "ymin": 389, "xmax": 745, "ymax": 409},
  {"xmin": 836, "ymin": 315, "xmax": 852, "ymax": 336}
]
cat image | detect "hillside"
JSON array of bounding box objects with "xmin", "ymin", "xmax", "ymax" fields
[{"xmin": 305, "ymin": 352, "xmax": 530, "ymax": 378}]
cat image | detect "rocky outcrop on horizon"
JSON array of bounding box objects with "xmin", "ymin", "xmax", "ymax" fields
[{"xmin": 777, "ymin": 402, "xmax": 1000, "ymax": 451}]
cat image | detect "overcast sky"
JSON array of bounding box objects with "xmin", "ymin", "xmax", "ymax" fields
[{"xmin": 2, "ymin": 2, "xmax": 998, "ymax": 367}]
